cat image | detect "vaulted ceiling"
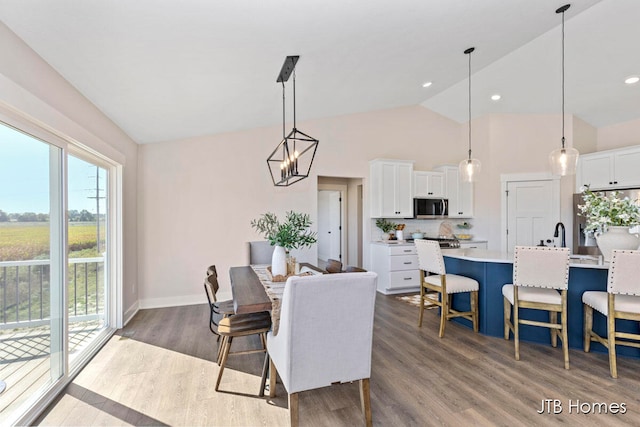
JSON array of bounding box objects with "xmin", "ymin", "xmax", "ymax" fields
[{"xmin": 1, "ymin": 0, "xmax": 638, "ymax": 144}]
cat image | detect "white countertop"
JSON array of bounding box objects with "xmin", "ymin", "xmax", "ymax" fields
[{"xmin": 442, "ymin": 248, "xmax": 608, "ymax": 270}]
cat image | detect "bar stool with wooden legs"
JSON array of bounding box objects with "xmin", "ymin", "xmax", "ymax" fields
[
  {"xmin": 502, "ymin": 246, "xmax": 571, "ymax": 369},
  {"xmin": 415, "ymin": 239, "xmax": 479, "ymax": 338},
  {"xmin": 583, "ymin": 249, "xmax": 640, "ymax": 378},
  {"xmin": 204, "ymin": 274, "xmax": 272, "ymax": 393}
]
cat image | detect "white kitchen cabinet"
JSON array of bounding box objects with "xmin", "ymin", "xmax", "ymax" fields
[
  {"xmin": 370, "ymin": 243, "xmax": 420, "ymax": 294},
  {"xmin": 413, "ymin": 171, "xmax": 445, "ymax": 198},
  {"xmin": 577, "ymin": 146, "xmax": 640, "ymax": 191},
  {"xmin": 370, "ymin": 159, "xmax": 414, "ymax": 218},
  {"xmin": 436, "ymin": 165, "xmax": 474, "ymax": 218}
]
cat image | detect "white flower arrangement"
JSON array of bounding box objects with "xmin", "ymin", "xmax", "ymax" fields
[{"xmin": 578, "ymin": 186, "xmax": 640, "ymax": 232}]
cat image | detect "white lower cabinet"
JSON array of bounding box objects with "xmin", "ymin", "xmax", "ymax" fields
[{"xmin": 370, "ymin": 243, "xmax": 420, "ymax": 294}]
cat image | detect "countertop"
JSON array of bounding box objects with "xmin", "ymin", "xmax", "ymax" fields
[{"xmin": 442, "ymin": 248, "xmax": 608, "ymax": 270}]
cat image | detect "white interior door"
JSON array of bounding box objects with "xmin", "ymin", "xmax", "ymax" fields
[
  {"xmin": 317, "ymin": 190, "xmax": 341, "ymax": 262},
  {"xmin": 506, "ymin": 179, "xmax": 558, "ymax": 251}
]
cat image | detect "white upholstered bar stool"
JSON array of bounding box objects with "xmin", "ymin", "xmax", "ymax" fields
[
  {"xmin": 415, "ymin": 239, "xmax": 479, "ymax": 338},
  {"xmin": 583, "ymin": 249, "xmax": 640, "ymax": 378},
  {"xmin": 502, "ymin": 246, "xmax": 571, "ymax": 369}
]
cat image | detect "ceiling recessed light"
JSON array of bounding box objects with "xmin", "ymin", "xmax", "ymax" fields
[
  {"xmin": 491, "ymin": 94, "xmax": 501, "ymax": 101},
  {"xmin": 422, "ymin": 81, "xmax": 433, "ymax": 88},
  {"xmin": 625, "ymin": 76, "xmax": 639, "ymax": 85}
]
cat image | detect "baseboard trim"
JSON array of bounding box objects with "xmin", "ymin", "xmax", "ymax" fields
[{"xmin": 123, "ymin": 301, "xmax": 139, "ymax": 326}]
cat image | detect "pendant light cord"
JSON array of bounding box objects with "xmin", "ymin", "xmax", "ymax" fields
[
  {"xmin": 282, "ymin": 81, "xmax": 286, "ymax": 139},
  {"xmin": 293, "ymin": 70, "xmax": 297, "ymax": 130},
  {"xmin": 561, "ymin": 8, "xmax": 566, "ymax": 149},
  {"xmin": 468, "ymin": 50, "xmax": 472, "ymax": 160}
]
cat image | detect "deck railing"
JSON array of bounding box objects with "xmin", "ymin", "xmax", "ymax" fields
[{"xmin": 0, "ymin": 257, "xmax": 104, "ymax": 330}]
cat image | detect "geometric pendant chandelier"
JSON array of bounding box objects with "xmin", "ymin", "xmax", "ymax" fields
[{"xmin": 267, "ymin": 55, "xmax": 319, "ymax": 186}]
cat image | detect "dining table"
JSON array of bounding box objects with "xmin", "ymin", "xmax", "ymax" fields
[{"xmin": 229, "ymin": 263, "xmax": 324, "ymax": 335}]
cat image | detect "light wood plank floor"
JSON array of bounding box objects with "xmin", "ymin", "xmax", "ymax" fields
[{"xmin": 36, "ymin": 295, "xmax": 640, "ymax": 426}]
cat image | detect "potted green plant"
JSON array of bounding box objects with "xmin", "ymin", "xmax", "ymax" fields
[
  {"xmin": 251, "ymin": 211, "xmax": 317, "ymax": 275},
  {"xmin": 375, "ymin": 218, "xmax": 397, "ymax": 240},
  {"xmin": 578, "ymin": 186, "xmax": 640, "ymax": 261}
]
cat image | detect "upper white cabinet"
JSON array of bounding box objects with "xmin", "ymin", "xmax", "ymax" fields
[
  {"xmin": 577, "ymin": 146, "xmax": 640, "ymax": 191},
  {"xmin": 370, "ymin": 159, "xmax": 414, "ymax": 218},
  {"xmin": 413, "ymin": 171, "xmax": 445, "ymax": 198},
  {"xmin": 436, "ymin": 165, "xmax": 474, "ymax": 218}
]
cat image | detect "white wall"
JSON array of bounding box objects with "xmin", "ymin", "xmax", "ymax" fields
[
  {"xmin": 470, "ymin": 114, "xmax": 578, "ymax": 251},
  {"xmin": 137, "ymin": 105, "xmax": 463, "ymax": 304},
  {"xmin": 597, "ymin": 117, "xmax": 640, "ymax": 151},
  {"xmin": 0, "ymin": 22, "xmax": 140, "ymax": 321}
]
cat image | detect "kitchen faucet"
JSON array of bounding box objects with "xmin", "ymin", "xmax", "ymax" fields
[{"xmin": 554, "ymin": 222, "xmax": 566, "ymax": 248}]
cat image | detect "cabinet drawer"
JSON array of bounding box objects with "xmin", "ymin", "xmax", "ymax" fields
[
  {"xmin": 390, "ymin": 254, "xmax": 419, "ymax": 270},
  {"xmin": 389, "ymin": 245, "xmax": 417, "ymax": 256},
  {"xmin": 389, "ymin": 270, "xmax": 420, "ymax": 288}
]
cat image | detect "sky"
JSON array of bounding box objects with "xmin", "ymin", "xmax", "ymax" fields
[{"xmin": 0, "ymin": 123, "xmax": 106, "ymax": 214}]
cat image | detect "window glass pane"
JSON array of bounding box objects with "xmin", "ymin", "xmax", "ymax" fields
[
  {"xmin": 67, "ymin": 155, "xmax": 108, "ymax": 367},
  {"xmin": 0, "ymin": 123, "xmax": 63, "ymax": 423}
]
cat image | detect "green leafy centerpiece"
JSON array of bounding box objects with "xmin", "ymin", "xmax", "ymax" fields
[
  {"xmin": 375, "ymin": 218, "xmax": 397, "ymax": 240},
  {"xmin": 578, "ymin": 186, "xmax": 640, "ymax": 261},
  {"xmin": 251, "ymin": 211, "xmax": 317, "ymax": 276}
]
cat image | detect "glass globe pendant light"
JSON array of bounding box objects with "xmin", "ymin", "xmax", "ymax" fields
[
  {"xmin": 549, "ymin": 4, "xmax": 579, "ymax": 176},
  {"xmin": 459, "ymin": 47, "xmax": 481, "ymax": 182}
]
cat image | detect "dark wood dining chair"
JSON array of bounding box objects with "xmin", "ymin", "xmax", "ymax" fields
[
  {"xmin": 325, "ymin": 259, "xmax": 343, "ymax": 273},
  {"xmin": 204, "ymin": 274, "xmax": 272, "ymax": 394}
]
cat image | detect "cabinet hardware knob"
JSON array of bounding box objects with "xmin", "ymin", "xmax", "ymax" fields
[
  {"xmin": 403, "ymin": 250, "xmax": 411, "ymax": 252},
  {"xmin": 403, "ymin": 262, "xmax": 412, "ymax": 264},
  {"xmin": 404, "ymin": 277, "xmax": 412, "ymax": 280}
]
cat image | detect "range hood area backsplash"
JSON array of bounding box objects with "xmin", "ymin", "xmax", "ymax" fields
[{"xmin": 371, "ymin": 218, "xmax": 471, "ymax": 241}]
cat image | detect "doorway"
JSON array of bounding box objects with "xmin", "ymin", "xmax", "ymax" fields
[
  {"xmin": 317, "ymin": 177, "xmax": 363, "ymax": 268},
  {"xmin": 501, "ymin": 173, "xmax": 560, "ymax": 252},
  {"xmin": 318, "ymin": 190, "xmax": 342, "ymax": 263}
]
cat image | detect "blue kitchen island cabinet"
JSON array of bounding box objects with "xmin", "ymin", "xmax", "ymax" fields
[{"xmin": 441, "ymin": 249, "xmax": 639, "ymax": 358}]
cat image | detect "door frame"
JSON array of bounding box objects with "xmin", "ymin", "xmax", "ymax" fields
[
  {"xmin": 500, "ymin": 172, "xmax": 561, "ymax": 252},
  {"xmin": 317, "ymin": 183, "xmax": 347, "ymax": 264}
]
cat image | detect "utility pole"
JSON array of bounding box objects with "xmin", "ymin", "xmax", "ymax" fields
[{"xmin": 87, "ymin": 166, "xmax": 105, "ymax": 253}]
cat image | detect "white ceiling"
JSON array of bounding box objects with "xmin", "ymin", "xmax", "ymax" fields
[{"xmin": 1, "ymin": 0, "xmax": 638, "ymax": 145}]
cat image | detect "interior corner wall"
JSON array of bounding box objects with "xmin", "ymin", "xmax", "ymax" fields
[
  {"xmin": 137, "ymin": 105, "xmax": 463, "ymax": 305},
  {"xmin": 597, "ymin": 117, "xmax": 640, "ymax": 151},
  {"xmin": 0, "ymin": 22, "xmax": 140, "ymax": 321},
  {"xmin": 573, "ymin": 116, "xmax": 598, "ymax": 154}
]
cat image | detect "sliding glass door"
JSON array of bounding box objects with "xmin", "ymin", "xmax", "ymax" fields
[{"xmin": 0, "ymin": 121, "xmax": 117, "ymax": 424}]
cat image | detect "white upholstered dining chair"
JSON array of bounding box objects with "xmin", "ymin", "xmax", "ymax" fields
[
  {"xmin": 502, "ymin": 246, "xmax": 571, "ymax": 369},
  {"xmin": 583, "ymin": 249, "xmax": 640, "ymax": 378},
  {"xmin": 264, "ymin": 272, "xmax": 378, "ymax": 427},
  {"xmin": 247, "ymin": 240, "xmax": 275, "ymax": 265}
]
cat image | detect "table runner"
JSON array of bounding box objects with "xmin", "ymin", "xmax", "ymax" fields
[{"xmin": 250, "ymin": 264, "xmax": 285, "ymax": 335}]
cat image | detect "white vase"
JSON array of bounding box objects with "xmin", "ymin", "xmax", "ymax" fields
[
  {"xmin": 271, "ymin": 245, "xmax": 287, "ymax": 276},
  {"xmin": 595, "ymin": 226, "xmax": 640, "ymax": 262}
]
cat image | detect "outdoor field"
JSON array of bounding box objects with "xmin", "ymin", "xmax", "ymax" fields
[{"xmin": 0, "ymin": 222, "xmax": 104, "ymax": 262}]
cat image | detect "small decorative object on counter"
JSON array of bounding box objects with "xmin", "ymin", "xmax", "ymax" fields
[
  {"xmin": 456, "ymin": 222, "xmax": 472, "ymax": 229},
  {"xmin": 396, "ymin": 223, "xmax": 406, "ymax": 240},
  {"xmin": 376, "ymin": 218, "xmax": 397, "ymax": 240}
]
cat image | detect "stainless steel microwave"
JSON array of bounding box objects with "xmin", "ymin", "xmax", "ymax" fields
[{"xmin": 413, "ymin": 198, "xmax": 448, "ymax": 218}]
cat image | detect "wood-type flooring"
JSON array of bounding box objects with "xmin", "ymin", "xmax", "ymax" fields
[{"xmin": 36, "ymin": 294, "xmax": 640, "ymax": 426}]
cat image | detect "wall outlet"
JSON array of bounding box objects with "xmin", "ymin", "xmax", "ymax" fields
[{"xmin": 131, "ymin": 283, "xmax": 136, "ymax": 294}]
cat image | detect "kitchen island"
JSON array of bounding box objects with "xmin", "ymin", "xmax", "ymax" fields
[{"xmin": 441, "ymin": 249, "xmax": 640, "ymax": 358}]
